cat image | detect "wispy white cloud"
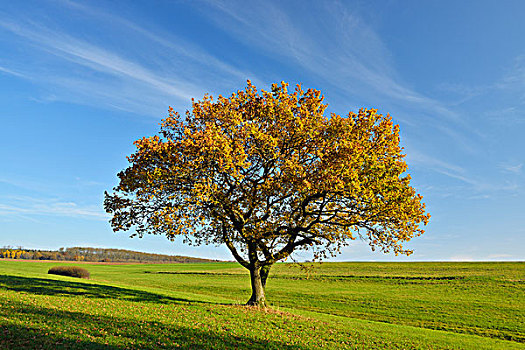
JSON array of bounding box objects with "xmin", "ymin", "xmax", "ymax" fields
[
  {"xmin": 500, "ymin": 163, "xmax": 523, "ymax": 174},
  {"xmin": 0, "ymin": 195, "xmax": 107, "ymax": 220},
  {"xmin": 0, "ymin": 65, "xmax": 28, "ymax": 79},
  {"xmin": 436, "ymin": 82, "xmax": 487, "ymax": 103},
  {"xmin": 0, "ymin": 18, "xmax": 198, "ymax": 100},
  {"xmin": 484, "ymin": 106, "xmax": 525, "ymax": 125},
  {"xmin": 407, "ymin": 151, "xmax": 465, "ymax": 175},
  {"xmin": 0, "ymin": 176, "xmax": 52, "ymax": 193},
  {"xmin": 406, "ymin": 150, "xmax": 482, "ymax": 188},
  {"xmin": 497, "ymin": 54, "xmax": 525, "ymax": 92},
  {"xmin": 407, "ymin": 149, "xmax": 521, "ymax": 196},
  {"xmin": 74, "ymin": 177, "xmax": 105, "ymax": 187},
  {"xmin": 58, "ymin": 0, "xmax": 253, "ymax": 84},
  {"xmin": 432, "ymin": 169, "xmax": 518, "ymax": 195},
  {"xmin": 440, "ymin": 55, "xmax": 525, "ymax": 123},
  {"xmin": 200, "ymin": 1, "xmax": 462, "ymax": 124},
  {"xmin": 0, "ymin": 3, "xmax": 258, "ymax": 115}
]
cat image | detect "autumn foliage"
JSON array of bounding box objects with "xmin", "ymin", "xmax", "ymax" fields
[{"xmin": 104, "ymin": 81, "xmax": 429, "ymax": 306}]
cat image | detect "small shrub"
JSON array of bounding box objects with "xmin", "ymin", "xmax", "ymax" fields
[{"xmin": 48, "ymin": 266, "xmax": 90, "ymax": 279}]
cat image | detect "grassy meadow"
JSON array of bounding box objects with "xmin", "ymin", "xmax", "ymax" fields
[{"xmin": 0, "ymin": 260, "xmax": 523, "ymax": 349}]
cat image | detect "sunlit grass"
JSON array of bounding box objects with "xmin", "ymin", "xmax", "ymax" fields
[{"xmin": 0, "ymin": 260, "xmax": 523, "ymax": 349}]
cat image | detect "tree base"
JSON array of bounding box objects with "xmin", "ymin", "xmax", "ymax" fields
[{"xmin": 246, "ymin": 298, "xmax": 267, "ymax": 308}]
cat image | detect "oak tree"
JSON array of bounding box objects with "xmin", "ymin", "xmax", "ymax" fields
[{"xmin": 104, "ymin": 81, "xmax": 430, "ymax": 307}]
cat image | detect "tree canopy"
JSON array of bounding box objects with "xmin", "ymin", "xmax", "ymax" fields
[{"xmin": 104, "ymin": 81, "xmax": 430, "ymax": 306}]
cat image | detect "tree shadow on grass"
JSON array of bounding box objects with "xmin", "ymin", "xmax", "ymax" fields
[
  {"xmin": 0, "ymin": 298, "xmax": 302, "ymax": 350},
  {"xmin": 0, "ymin": 275, "xmax": 204, "ymax": 305},
  {"xmin": 1, "ymin": 323, "xmax": 122, "ymax": 350}
]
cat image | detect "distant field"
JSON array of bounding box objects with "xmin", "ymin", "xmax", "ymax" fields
[{"xmin": 0, "ymin": 260, "xmax": 523, "ymax": 349}]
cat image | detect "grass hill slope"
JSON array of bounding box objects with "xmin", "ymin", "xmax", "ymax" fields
[{"xmin": 0, "ymin": 260, "xmax": 523, "ymax": 349}]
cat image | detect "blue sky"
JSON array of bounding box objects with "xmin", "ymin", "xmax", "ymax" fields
[{"xmin": 0, "ymin": 0, "xmax": 523, "ymax": 261}]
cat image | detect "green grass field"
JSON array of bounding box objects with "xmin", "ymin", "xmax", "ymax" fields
[{"xmin": 0, "ymin": 260, "xmax": 523, "ymax": 349}]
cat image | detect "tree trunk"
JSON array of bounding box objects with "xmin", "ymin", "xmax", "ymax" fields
[
  {"xmin": 246, "ymin": 265, "xmax": 271, "ymax": 307},
  {"xmin": 260, "ymin": 265, "xmax": 270, "ymax": 288}
]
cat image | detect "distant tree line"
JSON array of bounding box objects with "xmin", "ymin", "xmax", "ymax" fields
[{"xmin": 0, "ymin": 246, "xmax": 218, "ymax": 263}]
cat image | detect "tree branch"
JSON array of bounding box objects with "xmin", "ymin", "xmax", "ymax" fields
[{"xmin": 222, "ymin": 225, "xmax": 249, "ymax": 268}]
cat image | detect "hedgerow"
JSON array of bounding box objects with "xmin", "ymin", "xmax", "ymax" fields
[{"xmin": 48, "ymin": 266, "xmax": 90, "ymax": 279}]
